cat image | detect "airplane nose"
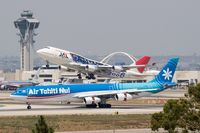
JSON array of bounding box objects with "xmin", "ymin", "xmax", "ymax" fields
[
  {"xmin": 37, "ymin": 49, "xmax": 49, "ymax": 58},
  {"xmin": 10, "ymin": 91, "xmax": 17, "ymax": 98},
  {"xmin": 37, "ymin": 48, "xmax": 54, "ymax": 61},
  {"xmin": 36, "ymin": 49, "xmax": 44, "ymax": 54}
]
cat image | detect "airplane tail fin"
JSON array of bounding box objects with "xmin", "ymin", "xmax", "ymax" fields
[
  {"xmin": 135, "ymin": 56, "xmax": 151, "ymax": 73},
  {"xmin": 150, "ymin": 58, "xmax": 179, "ymax": 84}
]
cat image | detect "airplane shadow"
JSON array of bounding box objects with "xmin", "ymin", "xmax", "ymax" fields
[{"xmin": 0, "ymin": 104, "xmax": 163, "ymax": 111}]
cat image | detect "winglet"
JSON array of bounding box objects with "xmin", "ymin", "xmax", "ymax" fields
[{"xmin": 135, "ymin": 56, "xmax": 151, "ymax": 73}]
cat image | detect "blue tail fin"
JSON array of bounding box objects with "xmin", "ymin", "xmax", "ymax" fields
[{"xmin": 151, "ymin": 58, "xmax": 179, "ymax": 84}]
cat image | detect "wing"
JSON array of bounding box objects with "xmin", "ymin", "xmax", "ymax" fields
[
  {"xmin": 72, "ymin": 64, "xmax": 145, "ymax": 72},
  {"xmin": 67, "ymin": 62, "xmax": 146, "ymax": 77},
  {"xmin": 73, "ymin": 88, "xmax": 159, "ymax": 98},
  {"xmin": 68, "ymin": 63, "xmax": 111, "ymax": 73},
  {"xmin": 118, "ymin": 65, "xmax": 146, "ymax": 71}
]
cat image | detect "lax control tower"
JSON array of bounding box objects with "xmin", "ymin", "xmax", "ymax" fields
[{"xmin": 14, "ymin": 10, "xmax": 39, "ymax": 71}]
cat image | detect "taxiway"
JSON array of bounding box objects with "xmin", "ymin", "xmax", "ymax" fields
[
  {"xmin": 0, "ymin": 102, "xmax": 163, "ymax": 116},
  {"xmin": 0, "ymin": 88, "xmax": 186, "ymax": 116}
]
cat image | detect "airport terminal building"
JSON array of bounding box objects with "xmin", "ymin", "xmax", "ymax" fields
[{"xmin": 12, "ymin": 67, "xmax": 200, "ymax": 86}]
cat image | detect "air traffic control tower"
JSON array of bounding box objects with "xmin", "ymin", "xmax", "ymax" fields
[{"xmin": 14, "ymin": 10, "xmax": 39, "ymax": 71}]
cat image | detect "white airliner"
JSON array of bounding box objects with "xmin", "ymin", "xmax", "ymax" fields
[{"xmin": 37, "ymin": 46, "xmax": 150, "ymax": 79}]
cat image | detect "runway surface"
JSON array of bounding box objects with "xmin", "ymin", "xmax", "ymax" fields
[{"xmin": 0, "ymin": 102, "xmax": 163, "ymax": 116}]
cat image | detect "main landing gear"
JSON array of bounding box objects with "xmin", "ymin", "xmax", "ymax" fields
[
  {"xmin": 46, "ymin": 61, "xmax": 49, "ymax": 68},
  {"xmin": 77, "ymin": 73, "xmax": 82, "ymax": 79},
  {"xmin": 86, "ymin": 104, "xmax": 97, "ymax": 108},
  {"xmin": 98, "ymin": 98, "xmax": 111, "ymax": 108},
  {"xmin": 86, "ymin": 73, "xmax": 96, "ymax": 80},
  {"xmin": 98, "ymin": 103, "xmax": 111, "ymax": 108},
  {"xmin": 77, "ymin": 73, "xmax": 96, "ymax": 80},
  {"xmin": 85, "ymin": 103, "xmax": 112, "ymax": 108},
  {"xmin": 26, "ymin": 102, "xmax": 31, "ymax": 110}
]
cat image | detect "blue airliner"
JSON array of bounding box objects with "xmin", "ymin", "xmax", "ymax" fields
[{"xmin": 10, "ymin": 58, "xmax": 179, "ymax": 109}]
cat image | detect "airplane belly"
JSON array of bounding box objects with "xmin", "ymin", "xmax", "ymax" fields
[
  {"xmin": 10, "ymin": 95, "xmax": 27, "ymax": 102},
  {"xmin": 26, "ymin": 94, "xmax": 82, "ymax": 103},
  {"xmin": 49, "ymin": 58, "xmax": 65, "ymax": 66}
]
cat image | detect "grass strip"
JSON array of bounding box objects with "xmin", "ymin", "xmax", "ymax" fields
[{"xmin": 0, "ymin": 114, "xmax": 151, "ymax": 133}]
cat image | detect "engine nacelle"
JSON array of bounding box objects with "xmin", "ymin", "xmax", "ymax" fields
[
  {"xmin": 0, "ymin": 85, "xmax": 6, "ymax": 89},
  {"xmin": 115, "ymin": 93, "xmax": 132, "ymax": 101},
  {"xmin": 112, "ymin": 66, "xmax": 123, "ymax": 71},
  {"xmin": 84, "ymin": 97, "xmax": 101, "ymax": 104},
  {"xmin": 85, "ymin": 65, "xmax": 97, "ymax": 72}
]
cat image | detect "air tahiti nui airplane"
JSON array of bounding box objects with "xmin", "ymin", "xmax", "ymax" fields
[{"xmin": 10, "ymin": 58, "xmax": 179, "ymax": 109}]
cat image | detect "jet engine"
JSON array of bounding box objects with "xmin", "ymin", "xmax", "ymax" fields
[
  {"xmin": 0, "ymin": 85, "xmax": 6, "ymax": 90},
  {"xmin": 112, "ymin": 66, "xmax": 123, "ymax": 71},
  {"xmin": 85, "ymin": 65, "xmax": 97, "ymax": 72},
  {"xmin": 115, "ymin": 93, "xmax": 132, "ymax": 101},
  {"xmin": 84, "ymin": 97, "xmax": 101, "ymax": 104}
]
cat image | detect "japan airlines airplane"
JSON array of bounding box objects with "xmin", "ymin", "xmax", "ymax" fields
[
  {"xmin": 37, "ymin": 46, "xmax": 150, "ymax": 79},
  {"xmin": 10, "ymin": 58, "xmax": 179, "ymax": 109}
]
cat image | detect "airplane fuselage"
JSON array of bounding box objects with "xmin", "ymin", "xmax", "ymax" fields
[
  {"xmin": 37, "ymin": 46, "xmax": 155, "ymax": 78},
  {"xmin": 10, "ymin": 82, "xmax": 163, "ymax": 103}
]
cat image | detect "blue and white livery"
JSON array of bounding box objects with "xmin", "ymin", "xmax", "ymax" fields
[{"xmin": 10, "ymin": 58, "xmax": 179, "ymax": 109}]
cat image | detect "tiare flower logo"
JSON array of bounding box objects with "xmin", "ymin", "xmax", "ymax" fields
[{"xmin": 162, "ymin": 68, "xmax": 172, "ymax": 80}]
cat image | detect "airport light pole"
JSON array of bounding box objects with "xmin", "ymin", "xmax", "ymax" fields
[{"xmin": 113, "ymin": 111, "xmax": 119, "ymax": 133}]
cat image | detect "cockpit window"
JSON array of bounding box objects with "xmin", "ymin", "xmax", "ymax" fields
[
  {"xmin": 17, "ymin": 90, "xmax": 22, "ymax": 93},
  {"xmin": 17, "ymin": 89, "xmax": 26, "ymax": 94}
]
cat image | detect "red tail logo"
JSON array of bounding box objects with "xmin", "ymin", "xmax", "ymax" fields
[{"xmin": 136, "ymin": 56, "xmax": 150, "ymax": 73}]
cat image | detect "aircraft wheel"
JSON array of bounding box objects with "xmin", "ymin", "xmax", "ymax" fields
[
  {"xmin": 99, "ymin": 104, "xmax": 111, "ymax": 108},
  {"xmin": 86, "ymin": 104, "xmax": 97, "ymax": 108},
  {"xmin": 86, "ymin": 74, "xmax": 96, "ymax": 80},
  {"xmin": 86, "ymin": 76, "xmax": 91, "ymax": 80},
  {"xmin": 90, "ymin": 74, "xmax": 96, "ymax": 79},
  {"xmin": 77, "ymin": 73, "xmax": 82, "ymax": 79},
  {"xmin": 105, "ymin": 104, "xmax": 111, "ymax": 108},
  {"xmin": 98, "ymin": 103, "xmax": 104, "ymax": 108},
  {"xmin": 27, "ymin": 105, "xmax": 31, "ymax": 110}
]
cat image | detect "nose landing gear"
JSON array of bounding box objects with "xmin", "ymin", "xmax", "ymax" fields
[{"xmin": 26, "ymin": 102, "xmax": 31, "ymax": 110}]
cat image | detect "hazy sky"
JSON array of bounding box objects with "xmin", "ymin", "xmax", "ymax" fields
[{"xmin": 0, "ymin": 0, "xmax": 200, "ymax": 57}]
